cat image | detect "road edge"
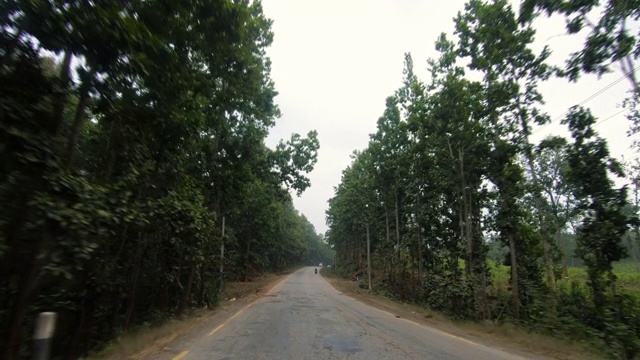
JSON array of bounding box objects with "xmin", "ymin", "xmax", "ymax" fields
[
  {"xmin": 320, "ymin": 269, "xmax": 603, "ymax": 360},
  {"xmin": 89, "ymin": 271, "xmax": 295, "ymax": 360}
]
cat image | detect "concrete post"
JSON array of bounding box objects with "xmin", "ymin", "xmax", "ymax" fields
[{"xmin": 32, "ymin": 312, "xmax": 57, "ymax": 360}]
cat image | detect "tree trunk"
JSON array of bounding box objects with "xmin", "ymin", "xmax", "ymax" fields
[
  {"xmin": 385, "ymin": 205, "xmax": 390, "ymax": 245},
  {"xmin": 51, "ymin": 51, "xmax": 73, "ymax": 135},
  {"xmin": 124, "ymin": 233, "xmax": 144, "ymax": 329},
  {"xmin": 395, "ymin": 188, "xmax": 400, "ymax": 260},
  {"xmin": 416, "ymin": 193, "xmax": 423, "ymax": 288},
  {"xmin": 508, "ymin": 233, "xmax": 520, "ymax": 322},
  {"xmin": 458, "ymin": 148, "xmax": 473, "ymax": 277},
  {"xmin": 198, "ymin": 262, "xmax": 207, "ymax": 307},
  {"xmin": 634, "ymin": 179, "xmax": 640, "ymax": 271},
  {"xmin": 64, "ymin": 67, "xmax": 96, "ymax": 167},
  {"xmin": 556, "ymin": 229, "xmax": 569, "ymax": 278},
  {"xmin": 179, "ymin": 261, "xmax": 196, "ymax": 315},
  {"xmin": 69, "ymin": 283, "xmax": 97, "ymax": 359},
  {"xmin": 515, "ymin": 89, "xmax": 555, "ymax": 288},
  {"xmin": 244, "ymin": 237, "xmax": 252, "ymax": 282},
  {"xmin": 2, "ymin": 217, "xmax": 49, "ymax": 360},
  {"xmin": 82, "ymin": 294, "xmax": 97, "ymax": 358},
  {"xmin": 385, "ymin": 206, "xmax": 392, "ymax": 281},
  {"xmin": 2, "ymin": 262, "xmax": 40, "ymax": 360},
  {"xmin": 366, "ymin": 224, "xmax": 372, "ymax": 290},
  {"xmin": 108, "ymin": 292, "xmax": 120, "ymax": 337}
]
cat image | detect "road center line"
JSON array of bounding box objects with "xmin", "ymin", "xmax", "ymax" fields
[
  {"xmin": 208, "ymin": 323, "xmax": 225, "ymax": 336},
  {"xmin": 171, "ymin": 350, "xmax": 189, "ymax": 360}
]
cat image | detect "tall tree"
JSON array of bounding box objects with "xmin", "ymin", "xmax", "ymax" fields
[{"xmin": 455, "ymin": 0, "xmax": 555, "ymax": 286}]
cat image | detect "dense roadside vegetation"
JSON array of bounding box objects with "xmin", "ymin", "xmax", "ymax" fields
[
  {"xmin": 0, "ymin": 1, "xmax": 332, "ymax": 359},
  {"xmin": 327, "ymin": 0, "xmax": 640, "ymax": 359}
]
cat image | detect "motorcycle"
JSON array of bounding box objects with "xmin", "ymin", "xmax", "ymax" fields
[{"xmin": 315, "ymin": 268, "xmax": 318, "ymax": 274}]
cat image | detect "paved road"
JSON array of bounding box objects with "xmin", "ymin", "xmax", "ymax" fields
[{"xmin": 163, "ymin": 267, "xmax": 531, "ymax": 360}]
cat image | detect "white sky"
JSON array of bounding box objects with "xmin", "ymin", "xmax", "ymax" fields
[{"xmin": 262, "ymin": 0, "xmax": 637, "ymax": 235}]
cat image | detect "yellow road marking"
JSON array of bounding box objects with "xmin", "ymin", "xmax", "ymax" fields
[
  {"xmin": 230, "ymin": 302, "xmax": 253, "ymax": 319},
  {"xmin": 208, "ymin": 323, "xmax": 225, "ymax": 336},
  {"xmin": 172, "ymin": 350, "xmax": 189, "ymax": 360},
  {"xmin": 441, "ymin": 332, "xmax": 478, "ymax": 346}
]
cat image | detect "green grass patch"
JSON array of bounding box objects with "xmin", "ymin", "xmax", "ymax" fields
[{"xmin": 488, "ymin": 260, "xmax": 640, "ymax": 293}]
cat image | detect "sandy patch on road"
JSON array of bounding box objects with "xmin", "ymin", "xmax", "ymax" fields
[{"xmin": 321, "ymin": 269, "xmax": 602, "ymax": 360}]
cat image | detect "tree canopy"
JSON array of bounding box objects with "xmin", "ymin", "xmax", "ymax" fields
[
  {"xmin": 327, "ymin": 1, "xmax": 640, "ymax": 358},
  {"xmin": 0, "ymin": 1, "xmax": 331, "ymax": 359}
]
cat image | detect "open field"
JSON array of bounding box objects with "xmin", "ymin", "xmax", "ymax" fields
[{"xmin": 488, "ymin": 261, "xmax": 640, "ymax": 293}]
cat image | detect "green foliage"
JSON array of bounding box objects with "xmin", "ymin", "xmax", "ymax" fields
[
  {"xmin": 0, "ymin": 1, "xmax": 321, "ymax": 359},
  {"xmin": 326, "ymin": 1, "xmax": 640, "ymax": 358},
  {"xmin": 562, "ymin": 106, "xmax": 634, "ymax": 305},
  {"xmin": 520, "ymin": 0, "xmax": 639, "ymax": 85}
]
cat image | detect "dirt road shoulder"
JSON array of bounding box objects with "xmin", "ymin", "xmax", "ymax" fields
[
  {"xmin": 321, "ymin": 269, "xmax": 602, "ymax": 360},
  {"xmin": 90, "ymin": 272, "xmax": 293, "ymax": 360}
]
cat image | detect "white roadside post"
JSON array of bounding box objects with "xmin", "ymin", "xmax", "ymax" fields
[{"xmin": 32, "ymin": 312, "xmax": 57, "ymax": 360}]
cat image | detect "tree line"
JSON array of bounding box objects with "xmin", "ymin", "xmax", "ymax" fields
[
  {"xmin": 0, "ymin": 1, "xmax": 332, "ymax": 359},
  {"xmin": 326, "ymin": 0, "xmax": 640, "ymax": 358}
]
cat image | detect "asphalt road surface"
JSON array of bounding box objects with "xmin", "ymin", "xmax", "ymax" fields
[{"xmin": 162, "ymin": 267, "xmax": 532, "ymax": 360}]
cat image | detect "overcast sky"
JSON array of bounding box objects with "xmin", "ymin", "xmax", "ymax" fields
[{"xmin": 261, "ymin": 0, "xmax": 637, "ymax": 235}]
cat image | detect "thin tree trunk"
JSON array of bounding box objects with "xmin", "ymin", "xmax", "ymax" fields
[
  {"xmin": 179, "ymin": 261, "xmax": 196, "ymax": 314},
  {"xmin": 395, "ymin": 188, "xmax": 400, "ymax": 260},
  {"xmin": 385, "ymin": 205, "xmax": 390, "ymax": 245},
  {"xmin": 556, "ymin": 229, "xmax": 569, "ymax": 278},
  {"xmin": 198, "ymin": 261, "xmax": 207, "ymax": 307},
  {"xmin": 82, "ymin": 294, "xmax": 97, "ymax": 358},
  {"xmin": 515, "ymin": 89, "xmax": 556, "ymax": 287},
  {"xmin": 358, "ymin": 236, "xmax": 363, "ymax": 271},
  {"xmin": 508, "ymin": 233, "xmax": 520, "ymax": 322},
  {"xmin": 523, "ymin": 146, "xmax": 555, "ymax": 286},
  {"xmin": 385, "ymin": 206, "xmax": 392, "ymax": 281},
  {"xmin": 2, "ymin": 263, "xmax": 40, "ymax": 360},
  {"xmin": 69, "ymin": 283, "xmax": 97, "ymax": 359},
  {"xmin": 459, "ymin": 148, "xmax": 473, "ymax": 277},
  {"xmin": 2, "ymin": 218, "xmax": 49, "ymax": 360},
  {"xmin": 69, "ymin": 275, "xmax": 89, "ymax": 357},
  {"xmin": 108, "ymin": 292, "xmax": 119, "ymax": 337},
  {"xmin": 124, "ymin": 233, "xmax": 144, "ymax": 329},
  {"xmin": 634, "ymin": 179, "xmax": 640, "ymax": 271},
  {"xmin": 366, "ymin": 224, "xmax": 372, "ymax": 290},
  {"xmin": 244, "ymin": 237, "xmax": 252, "ymax": 282},
  {"xmin": 51, "ymin": 51, "xmax": 73, "ymax": 135},
  {"xmin": 416, "ymin": 193, "xmax": 423, "ymax": 287},
  {"xmin": 64, "ymin": 67, "xmax": 96, "ymax": 167}
]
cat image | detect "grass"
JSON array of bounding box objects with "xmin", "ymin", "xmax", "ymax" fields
[
  {"xmin": 90, "ymin": 311, "xmax": 211, "ymax": 360},
  {"xmin": 488, "ymin": 260, "xmax": 640, "ymax": 293}
]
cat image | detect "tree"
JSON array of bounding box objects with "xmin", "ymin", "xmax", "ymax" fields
[
  {"xmin": 455, "ymin": 0, "xmax": 556, "ymax": 288},
  {"xmin": 562, "ymin": 106, "xmax": 639, "ymax": 358},
  {"xmin": 562, "ymin": 106, "xmax": 633, "ymax": 301},
  {"xmin": 533, "ymin": 136, "xmax": 578, "ymax": 278},
  {"xmin": 520, "ymin": 0, "xmax": 639, "ymax": 90},
  {"xmin": 0, "ymin": 1, "xmax": 320, "ymax": 359},
  {"xmin": 519, "ymin": 0, "xmax": 639, "ymax": 140}
]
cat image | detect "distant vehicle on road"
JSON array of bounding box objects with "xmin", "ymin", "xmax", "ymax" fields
[{"xmin": 318, "ymin": 262, "xmax": 323, "ymax": 267}]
